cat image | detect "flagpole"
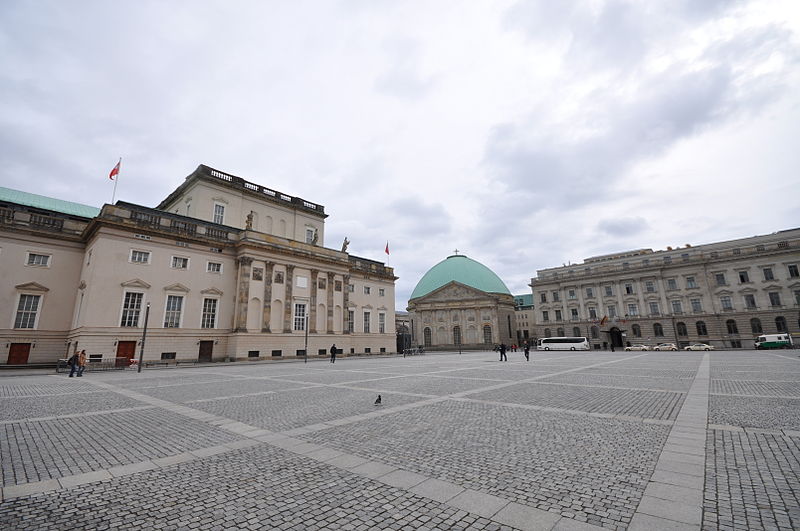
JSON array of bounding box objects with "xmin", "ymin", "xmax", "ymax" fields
[{"xmin": 111, "ymin": 157, "xmax": 121, "ymax": 204}]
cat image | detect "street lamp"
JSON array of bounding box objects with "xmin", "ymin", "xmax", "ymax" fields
[
  {"xmin": 137, "ymin": 302, "xmax": 150, "ymax": 373},
  {"xmin": 304, "ymin": 312, "xmax": 309, "ymax": 364}
]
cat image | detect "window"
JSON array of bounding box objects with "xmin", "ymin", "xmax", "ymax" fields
[
  {"xmin": 14, "ymin": 294, "xmax": 40, "ymax": 328},
  {"xmin": 483, "ymin": 325, "xmax": 492, "ymax": 344},
  {"xmin": 379, "ymin": 313, "xmax": 385, "ymax": 333},
  {"xmin": 769, "ymin": 292, "xmax": 782, "ymax": 307},
  {"xmin": 130, "ymin": 250, "xmax": 150, "ymax": 264},
  {"xmin": 776, "ymin": 316, "xmax": 788, "ymax": 332},
  {"xmin": 570, "ymin": 308, "xmax": 579, "ymax": 320},
  {"xmin": 305, "ymin": 228, "xmax": 315, "ymax": 244},
  {"xmin": 207, "ymin": 262, "xmax": 222, "ymax": 273},
  {"xmin": 363, "ymin": 286, "xmax": 371, "ymax": 295},
  {"xmin": 588, "ymin": 307, "xmax": 597, "ymax": 319},
  {"xmin": 363, "ymin": 311, "xmax": 371, "ymax": 333},
  {"xmin": 572, "ymin": 327, "xmax": 581, "ymax": 336},
  {"xmin": 604, "ymin": 286, "xmax": 613, "ymax": 297},
  {"xmin": 379, "ymin": 288, "xmax": 385, "ymax": 297},
  {"xmin": 645, "ymin": 281, "xmax": 655, "ymax": 293},
  {"xmin": 213, "ymin": 203, "xmax": 225, "ymax": 224},
  {"xmin": 540, "ymin": 293, "xmax": 547, "ymax": 303},
  {"xmin": 715, "ymin": 273, "xmax": 726, "ymax": 286},
  {"xmin": 347, "ymin": 310, "xmax": 354, "ymax": 333},
  {"xmin": 789, "ymin": 264, "xmax": 799, "ymax": 278},
  {"xmin": 676, "ymin": 322, "xmax": 688, "ymax": 337},
  {"xmin": 726, "ymin": 320, "xmax": 738, "ymax": 334},
  {"xmin": 751, "ymin": 318, "xmax": 763, "ymax": 334},
  {"xmin": 664, "ymin": 256, "xmax": 672, "ymax": 264},
  {"xmin": 544, "ymin": 328, "xmax": 551, "ymax": 337},
  {"xmin": 686, "ymin": 277, "xmax": 697, "ymax": 289},
  {"xmin": 555, "ymin": 310, "xmax": 562, "ymax": 321},
  {"xmin": 585, "ymin": 287, "xmax": 594, "ymax": 298},
  {"xmin": 744, "ymin": 294, "xmax": 756, "ymax": 309},
  {"xmin": 763, "ymin": 268, "xmax": 774, "ymax": 281},
  {"xmin": 161, "ymin": 352, "xmax": 176, "ymax": 360},
  {"xmin": 274, "ymin": 272, "xmax": 284, "ymax": 284},
  {"xmin": 607, "ymin": 305, "xmax": 617, "ymax": 318},
  {"xmin": 453, "ymin": 326, "xmax": 461, "ymax": 345},
  {"xmin": 632, "ymin": 324, "xmax": 641, "ymax": 338},
  {"xmin": 591, "ymin": 326, "xmax": 599, "ymax": 339},
  {"xmin": 667, "ymin": 279, "xmax": 677, "ymax": 290},
  {"xmin": 164, "ymin": 295, "xmax": 183, "ymax": 328},
  {"xmin": 690, "ymin": 298, "xmax": 703, "ymax": 313},
  {"xmin": 542, "ymin": 311, "xmax": 549, "ymax": 322},
  {"xmin": 120, "ymin": 292, "xmax": 143, "ymax": 327},
  {"xmin": 348, "ymin": 284, "xmax": 355, "ymax": 293},
  {"xmin": 568, "ymin": 289, "xmax": 576, "ymax": 300},
  {"xmin": 720, "ymin": 296, "xmax": 733, "ymax": 310},
  {"xmin": 552, "ymin": 291, "xmax": 560, "ymax": 302},
  {"xmin": 795, "ymin": 290, "xmax": 800, "ymax": 306},
  {"xmin": 649, "ymin": 302, "xmax": 660, "ymax": 316},
  {"xmin": 653, "ymin": 323, "xmax": 664, "ymax": 337},
  {"xmin": 738, "ymin": 271, "xmax": 749, "ymax": 283},
  {"xmin": 424, "ymin": 327, "xmax": 432, "ymax": 347},
  {"xmin": 556, "ymin": 327, "xmax": 565, "ymax": 336},
  {"xmin": 294, "ymin": 303, "xmax": 307, "ymax": 331},
  {"xmin": 696, "ymin": 321, "xmax": 708, "ymax": 336},
  {"xmin": 26, "ymin": 253, "xmax": 50, "ymax": 267},
  {"xmin": 627, "ymin": 304, "xmax": 639, "ymax": 316},
  {"xmin": 201, "ymin": 298, "xmax": 218, "ymax": 329},
  {"xmin": 171, "ymin": 256, "xmax": 188, "ymax": 269},
  {"xmin": 625, "ymin": 283, "xmax": 634, "ymax": 295},
  {"xmin": 671, "ymin": 300, "xmax": 683, "ymax": 314},
  {"xmin": 252, "ymin": 268, "xmax": 263, "ymax": 281},
  {"xmin": 335, "ymin": 280, "xmax": 342, "ymax": 291}
]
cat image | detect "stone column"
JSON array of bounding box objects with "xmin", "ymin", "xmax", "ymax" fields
[
  {"xmin": 283, "ymin": 265, "xmax": 294, "ymax": 333},
  {"xmin": 326, "ymin": 272, "xmax": 335, "ymax": 334},
  {"xmin": 309, "ymin": 269, "xmax": 318, "ymax": 334},
  {"xmin": 261, "ymin": 262, "xmax": 274, "ymax": 332},
  {"xmin": 234, "ymin": 256, "xmax": 253, "ymax": 332},
  {"xmin": 342, "ymin": 274, "xmax": 351, "ymax": 334}
]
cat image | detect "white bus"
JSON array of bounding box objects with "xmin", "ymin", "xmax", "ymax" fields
[{"xmin": 537, "ymin": 337, "xmax": 590, "ymax": 351}]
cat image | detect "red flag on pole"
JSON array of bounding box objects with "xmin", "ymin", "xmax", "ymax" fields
[
  {"xmin": 109, "ymin": 158, "xmax": 121, "ymax": 180},
  {"xmin": 385, "ymin": 242, "xmax": 390, "ymax": 255}
]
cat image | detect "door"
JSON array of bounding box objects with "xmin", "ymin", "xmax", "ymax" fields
[
  {"xmin": 198, "ymin": 341, "xmax": 213, "ymax": 363},
  {"xmin": 7, "ymin": 343, "xmax": 31, "ymax": 364},
  {"xmin": 116, "ymin": 341, "xmax": 137, "ymax": 367}
]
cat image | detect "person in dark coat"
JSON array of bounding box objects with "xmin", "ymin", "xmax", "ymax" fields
[
  {"xmin": 330, "ymin": 344, "xmax": 337, "ymax": 364},
  {"xmin": 499, "ymin": 343, "xmax": 507, "ymax": 362},
  {"xmin": 68, "ymin": 352, "xmax": 79, "ymax": 377},
  {"xmin": 523, "ymin": 342, "xmax": 530, "ymax": 362}
]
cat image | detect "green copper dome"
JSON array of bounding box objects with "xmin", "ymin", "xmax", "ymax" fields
[{"xmin": 410, "ymin": 254, "xmax": 511, "ymax": 300}]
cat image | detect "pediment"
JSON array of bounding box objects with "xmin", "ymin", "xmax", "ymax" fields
[
  {"xmin": 789, "ymin": 281, "xmax": 800, "ymax": 289},
  {"xmin": 200, "ymin": 287, "xmax": 224, "ymax": 296},
  {"xmin": 377, "ymin": 305, "xmax": 388, "ymax": 311},
  {"xmin": 763, "ymin": 284, "xmax": 782, "ymax": 291},
  {"xmin": 416, "ymin": 281, "xmax": 493, "ymax": 303},
  {"xmin": 739, "ymin": 286, "xmax": 758, "ymax": 293},
  {"xmin": 15, "ymin": 282, "xmax": 49, "ymax": 292},
  {"xmin": 714, "ymin": 289, "xmax": 734, "ymax": 296},
  {"xmin": 121, "ymin": 278, "xmax": 151, "ymax": 289},
  {"xmin": 164, "ymin": 283, "xmax": 190, "ymax": 293}
]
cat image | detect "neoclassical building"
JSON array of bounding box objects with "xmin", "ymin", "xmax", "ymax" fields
[
  {"xmin": 407, "ymin": 254, "xmax": 516, "ymax": 350},
  {"xmin": 530, "ymin": 228, "xmax": 800, "ymax": 350},
  {"xmin": 1, "ymin": 164, "xmax": 397, "ymax": 364}
]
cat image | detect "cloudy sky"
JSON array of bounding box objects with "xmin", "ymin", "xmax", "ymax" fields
[{"xmin": 2, "ymin": 0, "xmax": 799, "ymax": 309}]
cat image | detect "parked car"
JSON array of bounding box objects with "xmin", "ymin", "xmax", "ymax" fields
[
  {"xmin": 653, "ymin": 343, "xmax": 678, "ymax": 351},
  {"xmin": 625, "ymin": 344, "xmax": 650, "ymax": 351},
  {"xmin": 684, "ymin": 343, "xmax": 715, "ymax": 351}
]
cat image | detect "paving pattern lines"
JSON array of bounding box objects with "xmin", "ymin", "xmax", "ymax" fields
[
  {"xmin": 704, "ymin": 429, "xmax": 800, "ymax": 531},
  {"xmin": 0, "ymin": 391, "xmax": 146, "ymax": 421},
  {"xmin": 301, "ymin": 399, "xmax": 669, "ymax": 529},
  {"xmin": 709, "ymin": 395, "xmax": 800, "ymax": 431},
  {"xmin": 128, "ymin": 377, "xmax": 315, "ymax": 403},
  {"xmin": 0, "ymin": 444, "xmax": 524, "ymax": 531},
  {"xmin": 0, "ymin": 408, "xmax": 243, "ymax": 487},
  {"xmin": 0, "ymin": 377, "xmax": 99, "ymax": 398},
  {"xmin": 536, "ymin": 373, "xmax": 692, "ymax": 392},
  {"xmin": 710, "ymin": 380, "xmax": 800, "ymax": 397}
]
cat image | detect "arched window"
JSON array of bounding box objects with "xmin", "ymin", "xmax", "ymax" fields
[
  {"xmin": 544, "ymin": 328, "xmax": 552, "ymax": 337},
  {"xmin": 676, "ymin": 322, "xmax": 688, "ymax": 337},
  {"xmin": 591, "ymin": 326, "xmax": 599, "ymax": 339},
  {"xmin": 776, "ymin": 316, "xmax": 787, "ymax": 332},
  {"xmin": 557, "ymin": 327, "xmax": 565, "ymax": 336},
  {"xmin": 453, "ymin": 325, "xmax": 462, "ymax": 345},
  {"xmin": 573, "ymin": 326, "xmax": 581, "ymax": 337},
  {"xmin": 750, "ymin": 318, "xmax": 763, "ymax": 334},
  {"xmin": 483, "ymin": 325, "xmax": 492, "ymax": 344},
  {"xmin": 423, "ymin": 327, "xmax": 432, "ymax": 347},
  {"xmin": 726, "ymin": 319, "xmax": 738, "ymax": 334},
  {"xmin": 696, "ymin": 321, "xmax": 708, "ymax": 336},
  {"xmin": 632, "ymin": 324, "xmax": 641, "ymax": 338},
  {"xmin": 653, "ymin": 323, "xmax": 664, "ymax": 337}
]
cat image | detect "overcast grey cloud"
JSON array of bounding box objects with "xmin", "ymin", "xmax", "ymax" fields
[{"xmin": 1, "ymin": 0, "xmax": 798, "ymax": 309}]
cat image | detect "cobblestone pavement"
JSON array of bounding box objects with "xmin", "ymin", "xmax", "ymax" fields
[{"xmin": 0, "ymin": 349, "xmax": 798, "ymax": 530}]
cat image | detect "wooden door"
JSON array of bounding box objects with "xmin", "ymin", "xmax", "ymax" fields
[
  {"xmin": 7, "ymin": 343, "xmax": 31, "ymax": 364},
  {"xmin": 198, "ymin": 341, "xmax": 213, "ymax": 363},
  {"xmin": 116, "ymin": 341, "xmax": 137, "ymax": 367}
]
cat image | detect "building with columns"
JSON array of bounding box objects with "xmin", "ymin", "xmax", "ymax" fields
[
  {"xmin": 0, "ymin": 164, "xmax": 396, "ymax": 364},
  {"xmin": 407, "ymin": 254, "xmax": 516, "ymax": 350},
  {"xmin": 529, "ymin": 228, "xmax": 800, "ymax": 350}
]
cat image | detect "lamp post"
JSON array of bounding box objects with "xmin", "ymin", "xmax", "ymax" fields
[
  {"xmin": 304, "ymin": 312, "xmax": 309, "ymax": 364},
  {"xmin": 137, "ymin": 302, "xmax": 150, "ymax": 373}
]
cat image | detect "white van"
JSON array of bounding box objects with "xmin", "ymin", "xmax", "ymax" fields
[{"xmin": 754, "ymin": 334, "xmax": 794, "ymax": 349}]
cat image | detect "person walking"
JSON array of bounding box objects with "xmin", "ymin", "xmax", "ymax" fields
[
  {"xmin": 330, "ymin": 343, "xmax": 337, "ymax": 364},
  {"xmin": 77, "ymin": 350, "xmax": 87, "ymax": 377},
  {"xmin": 524, "ymin": 342, "xmax": 530, "ymax": 362},
  {"xmin": 67, "ymin": 351, "xmax": 79, "ymax": 377},
  {"xmin": 499, "ymin": 343, "xmax": 507, "ymax": 362}
]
